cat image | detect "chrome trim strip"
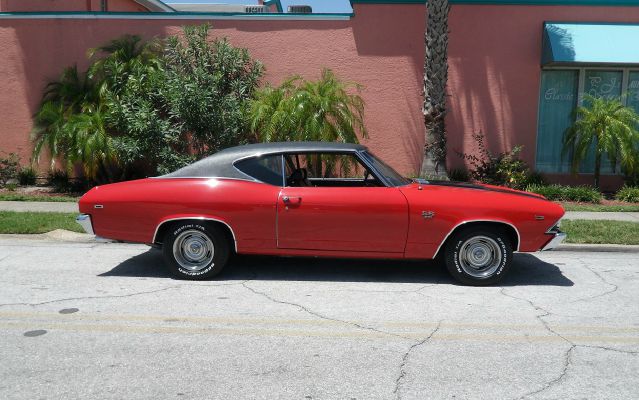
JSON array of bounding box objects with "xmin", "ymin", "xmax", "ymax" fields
[
  {"xmin": 542, "ymin": 232, "xmax": 567, "ymax": 251},
  {"xmin": 151, "ymin": 176, "xmax": 258, "ymax": 183},
  {"xmin": 432, "ymin": 219, "xmax": 522, "ymax": 258},
  {"xmin": 152, "ymin": 217, "xmax": 238, "ymax": 252},
  {"xmin": 75, "ymin": 214, "xmax": 94, "ymax": 235}
]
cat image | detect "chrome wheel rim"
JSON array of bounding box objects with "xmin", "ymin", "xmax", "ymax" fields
[
  {"xmin": 172, "ymin": 230, "xmax": 215, "ymax": 272},
  {"xmin": 458, "ymin": 236, "xmax": 502, "ymax": 278}
]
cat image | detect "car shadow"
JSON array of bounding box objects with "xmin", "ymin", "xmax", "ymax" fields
[{"xmin": 100, "ymin": 250, "xmax": 574, "ymax": 287}]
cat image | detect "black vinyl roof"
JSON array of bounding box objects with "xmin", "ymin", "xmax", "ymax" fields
[{"xmin": 160, "ymin": 141, "xmax": 368, "ymax": 179}]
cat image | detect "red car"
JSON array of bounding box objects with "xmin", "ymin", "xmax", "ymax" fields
[{"xmin": 77, "ymin": 142, "xmax": 565, "ymax": 285}]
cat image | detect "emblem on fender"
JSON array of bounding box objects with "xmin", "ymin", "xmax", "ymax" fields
[{"xmin": 422, "ymin": 211, "xmax": 435, "ymax": 219}]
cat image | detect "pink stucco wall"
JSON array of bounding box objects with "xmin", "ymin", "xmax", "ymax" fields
[
  {"xmin": 446, "ymin": 5, "xmax": 639, "ymax": 190},
  {"xmin": 0, "ymin": 0, "xmax": 148, "ymax": 12},
  {"xmin": 1, "ymin": 3, "xmax": 638, "ymax": 188}
]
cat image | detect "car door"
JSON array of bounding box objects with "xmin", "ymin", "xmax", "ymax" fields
[{"xmin": 276, "ymin": 152, "xmax": 409, "ymax": 253}]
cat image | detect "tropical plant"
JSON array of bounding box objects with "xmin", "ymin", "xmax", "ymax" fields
[
  {"xmin": 526, "ymin": 184, "xmax": 602, "ymax": 203},
  {"xmin": 249, "ymin": 69, "xmax": 366, "ymax": 144},
  {"xmin": 616, "ymin": 186, "xmax": 639, "ymax": 203},
  {"xmin": 563, "ymin": 95, "xmax": 639, "ymax": 188},
  {"xmin": 421, "ymin": 0, "xmax": 450, "ymax": 177},
  {"xmin": 32, "ymin": 24, "xmax": 263, "ymax": 179},
  {"xmin": 18, "ymin": 166, "xmax": 37, "ymax": 186}
]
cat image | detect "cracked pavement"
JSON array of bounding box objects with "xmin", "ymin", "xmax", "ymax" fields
[{"xmin": 0, "ymin": 237, "xmax": 638, "ymax": 400}]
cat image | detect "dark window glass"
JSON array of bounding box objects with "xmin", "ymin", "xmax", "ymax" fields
[{"xmin": 234, "ymin": 155, "xmax": 283, "ymax": 186}]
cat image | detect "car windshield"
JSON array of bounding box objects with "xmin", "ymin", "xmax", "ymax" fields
[{"xmin": 359, "ymin": 151, "xmax": 412, "ymax": 187}]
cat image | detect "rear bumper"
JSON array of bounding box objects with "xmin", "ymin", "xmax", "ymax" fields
[
  {"xmin": 76, "ymin": 214, "xmax": 94, "ymax": 235},
  {"xmin": 541, "ymin": 231, "xmax": 567, "ymax": 251}
]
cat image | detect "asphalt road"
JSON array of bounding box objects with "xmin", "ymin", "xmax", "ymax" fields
[{"xmin": 0, "ymin": 237, "xmax": 637, "ymax": 400}]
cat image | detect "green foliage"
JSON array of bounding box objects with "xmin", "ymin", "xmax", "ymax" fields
[
  {"xmin": 615, "ymin": 186, "xmax": 639, "ymax": 203},
  {"xmin": 457, "ymin": 132, "xmax": 537, "ymax": 189},
  {"xmin": 526, "ymin": 184, "xmax": 602, "ymax": 203},
  {"xmin": 5, "ymin": 183, "xmax": 18, "ymax": 191},
  {"xmin": 0, "ymin": 153, "xmax": 20, "ymax": 187},
  {"xmin": 46, "ymin": 170, "xmax": 88, "ymax": 193},
  {"xmin": 18, "ymin": 167, "xmax": 37, "ymax": 186},
  {"xmin": 32, "ymin": 24, "xmax": 263, "ymax": 179},
  {"xmin": 249, "ymin": 69, "xmax": 366, "ymax": 143},
  {"xmin": 0, "ymin": 211, "xmax": 84, "ymax": 234},
  {"xmin": 564, "ymin": 95, "xmax": 639, "ymax": 188},
  {"xmin": 448, "ymin": 168, "xmax": 470, "ymax": 182}
]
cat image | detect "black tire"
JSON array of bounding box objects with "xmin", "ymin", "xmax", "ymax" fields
[
  {"xmin": 162, "ymin": 221, "xmax": 230, "ymax": 280},
  {"xmin": 443, "ymin": 227, "xmax": 513, "ymax": 286}
]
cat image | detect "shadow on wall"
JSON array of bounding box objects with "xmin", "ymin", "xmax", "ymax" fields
[
  {"xmin": 446, "ymin": 55, "xmax": 517, "ymax": 171},
  {"xmin": 101, "ymin": 249, "xmax": 574, "ymax": 287}
]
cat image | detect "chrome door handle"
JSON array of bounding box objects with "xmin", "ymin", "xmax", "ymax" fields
[{"xmin": 282, "ymin": 196, "xmax": 301, "ymax": 204}]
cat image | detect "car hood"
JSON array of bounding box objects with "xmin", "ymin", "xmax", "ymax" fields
[{"xmin": 413, "ymin": 179, "xmax": 546, "ymax": 200}]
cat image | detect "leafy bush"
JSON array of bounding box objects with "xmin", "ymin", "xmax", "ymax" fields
[
  {"xmin": 457, "ymin": 133, "xmax": 538, "ymax": 189},
  {"xmin": 448, "ymin": 168, "xmax": 470, "ymax": 182},
  {"xmin": 616, "ymin": 186, "xmax": 639, "ymax": 203},
  {"xmin": 33, "ymin": 24, "xmax": 263, "ymax": 179},
  {"xmin": 18, "ymin": 167, "xmax": 37, "ymax": 186},
  {"xmin": 526, "ymin": 184, "xmax": 602, "ymax": 203},
  {"xmin": 0, "ymin": 153, "xmax": 20, "ymax": 187},
  {"xmin": 47, "ymin": 170, "xmax": 70, "ymax": 193}
]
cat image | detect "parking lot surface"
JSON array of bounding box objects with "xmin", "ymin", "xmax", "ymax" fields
[{"xmin": 0, "ymin": 237, "xmax": 637, "ymax": 400}]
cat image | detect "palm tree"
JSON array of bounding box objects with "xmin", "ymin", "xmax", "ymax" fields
[
  {"xmin": 33, "ymin": 35, "xmax": 159, "ymax": 179},
  {"xmin": 249, "ymin": 69, "xmax": 366, "ymax": 144},
  {"xmin": 420, "ymin": 0, "xmax": 450, "ymax": 178},
  {"xmin": 563, "ymin": 95, "xmax": 639, "ymax": 188}
]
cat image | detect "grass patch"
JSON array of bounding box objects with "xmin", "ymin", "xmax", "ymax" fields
[
  {"xmin": 562, "ymin": 219, "xmax": 639, "ymax": 245},
  {"xmin": 0, "ymin": 193, "xmax": 79, "ymax": 202},
  {"xmin": 0, "ymin": 211, "xmax": 84, "ymax": 234},
  {"xmin": 561, "ymin": 202, "xmax": 639, "ymax": 212}
]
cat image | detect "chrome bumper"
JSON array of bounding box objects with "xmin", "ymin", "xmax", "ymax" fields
[
  {"xmin": 542, "ymin": 231, "xmax": 567, "ymax": 251},
  {"xmin": 76, "ymin": 214, "xmax": 94, "ymax": 235}
]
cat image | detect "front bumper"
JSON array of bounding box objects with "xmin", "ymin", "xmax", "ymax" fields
[
  {"xmin": 76, "ymin": 214, "xmax": 94, "ymax": 235},
  {"xmin": 541, "ymin": 231, "xmax": 567, "ymax": 251}
]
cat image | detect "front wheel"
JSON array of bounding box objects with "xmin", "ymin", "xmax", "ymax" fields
[
  {"xmin": 444, "ymin": 228, "xmax": 513, "ymax": 286},
  {"xmin": 162, "ymin": 222, "xmax": 230, "ymax": 280}
]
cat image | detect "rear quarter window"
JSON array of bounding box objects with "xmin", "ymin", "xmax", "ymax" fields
[{"xmin": 234, "ymin": 155, "xmax": 283, "ymax": 186}]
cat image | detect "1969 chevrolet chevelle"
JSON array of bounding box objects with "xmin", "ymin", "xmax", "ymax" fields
[{"xmin": 77, "ymin": 142, "xmax": 565, "ymax": 285}]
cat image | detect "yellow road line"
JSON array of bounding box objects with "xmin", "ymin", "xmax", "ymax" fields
[
  {"xmin": 1, "ymin": 321, "xmax": 638, "ymax": 344},
  {"xmin": 1, "ymin": 311, "xmax": 638, "ymax": 333}
]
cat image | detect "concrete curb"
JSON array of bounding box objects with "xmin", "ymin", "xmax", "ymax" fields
[{"xmin": 554, "ymin": 243, "xmax": 639, "ymax": 253}]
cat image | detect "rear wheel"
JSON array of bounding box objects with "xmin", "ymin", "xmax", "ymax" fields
[
  {"xmin": 162, "ymin": 221, "xmax": 229, "ymax": 280},
  {"xmin": 444, "ymin": 227, "xmax": 513, "ymax": 286}
]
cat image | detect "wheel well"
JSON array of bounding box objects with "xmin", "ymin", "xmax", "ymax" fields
[
  {"xmin": 438, "ymin": 221, "xmax": 519, "ymax": 256},
  {"xmin": 153, "ymin": 219, "xmax": 236, "ymax": 253}
]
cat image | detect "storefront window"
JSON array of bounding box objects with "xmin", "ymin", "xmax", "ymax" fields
[
  {"xmin": 536, "ymin": 68, "xmax": 636, "ymax": 175},
  {"xmin": 536, "ymin": 70, "xmax": 578, "ymax": 173}
]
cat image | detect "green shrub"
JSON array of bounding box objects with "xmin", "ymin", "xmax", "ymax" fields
[
  {"xmin": 526, "ymin": 184, "xmax": 563, "ymax": 200},
  {"xmin": 526, "ymin": 184, "xmax": 602, "ymax": 203},
  {"xmin": 616, "ymin": 186, "xmax": 639, "ymax": 203},
  {"xmin": 448, "ymin": 168, "xmax": 470, "ymax": 182},
  {"xmin": 47, "ymin": 170, "xmax": 70, "ymax": 193},
  {"xmin": 562, "ymin": 185, "xmax": 602, "ymax": 203},
  {"xmin": 457, "ymin": 132, "xmax": 538, "ymax": 189},
  {"xmin": 5, "ymin": 183, "xmax": 18, "ymax": 191},
  {"xmin": 18, "ymin": 167, "xmax": 37, "ymax": 186},
  {"xmin": 0, "ymin": 153, "xmax": 20, "ymax": 187}
]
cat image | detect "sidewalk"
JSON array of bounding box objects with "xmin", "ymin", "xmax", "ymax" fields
[
  {"xmin": 0, "ymin": 201, "xmax": 78, "ymax": 213},
  {"xmin": 562, "ymin": 211, "xmax": 639, "ymax": 222}
]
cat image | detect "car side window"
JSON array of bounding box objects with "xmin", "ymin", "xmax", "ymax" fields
[
  {"xmin": 234, "ymin": 155, "xmax": 284, "ymax": 186},
  {"xmin": 283, "ymin": 153, "xmax": 382, "ymax": 187}
]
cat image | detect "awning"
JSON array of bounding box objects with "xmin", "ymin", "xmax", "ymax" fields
[{"xmin": 542, "ymin": 22, "xmax": 639, "ymax": 66}]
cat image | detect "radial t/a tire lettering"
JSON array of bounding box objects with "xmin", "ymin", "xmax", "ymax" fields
[
  {"xmin": 443, "ymin": 227, "xmax": 513, "ymax": 286},
  {"xmin": 162, "ymin": 222, "xmax": 230, "ymax": 280}
]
